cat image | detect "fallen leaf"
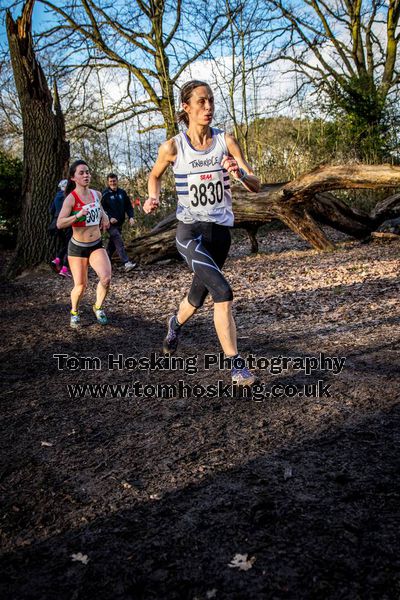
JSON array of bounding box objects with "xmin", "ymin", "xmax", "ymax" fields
[
  {"xmin": 206, "ymin": 590, "xmax": 217, "ymax": 599},
  {"xmin": 41, "ymin": 441, "xmax": 53, "ymax": 447},
  {"xmin": 228, "ymin": 553, "xmax": 256, "ymax": 571},
  {"xmin": 284, "ymin": 466, "xmax": 293, "ymax": 480},
  {"xmin": 71, "ymin": 552, "xmax": 89, "ymax": 565}
]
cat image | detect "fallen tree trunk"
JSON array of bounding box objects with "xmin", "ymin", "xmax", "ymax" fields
[
  {"xmin": 129, "ymin": 214, "xmax": 178, "ymax": 264},
  {"xmin": 310, "ymin": 192, "xmax": 374, "ymax": 239},
  {"xmin": 126, "ymin": 164, "xmax": 400, "ymax": 263},
  {"xmin": 371, "ymin": 192, "xmax": 400, "ymax": 224}
]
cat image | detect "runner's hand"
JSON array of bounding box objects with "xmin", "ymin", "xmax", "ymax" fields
[
  {"xmin": 77, "ymin": 206, "xmax": 89, "ymax": 219},
  {"xmin": 143, "ymin": 197, "xmax": 159, "ymax": 214},
  {"xmin": 221, "ymin": 154, "xmax": 241, "ymax": 179},
  {"xmin": 110, "ymin": 217, "xmax": 118, "ymax": 224},
  {"xmin": 101, "ymin": 215, "xmax": 110, "ymax": 231}
]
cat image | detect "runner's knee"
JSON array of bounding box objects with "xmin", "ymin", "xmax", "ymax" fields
[
  {"xmin": 187, "ymin": 290, "xmax": 207, "ymax": 309},
  {"xmin": 189, "ymin": 279, "xmax": 232, "ymax": 305},
  {"xmin": 100, "ymin": 274, "xmax": 111, "ymax": 288},
  {"xmin": 211, "ymin": 280, "xmax": 233, "ymax": 303}
]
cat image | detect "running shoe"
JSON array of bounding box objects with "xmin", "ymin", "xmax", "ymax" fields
[
  {"xmin": 70, "ymin": 310, "xmax": 81, "ymax": 328},
  {"xmin": 124, "ymin": 261, "xmax": 137, "ymax": 272},
  {"xmin": 93, "ymin": 305, "xmax": 108, "ymax": 325},
  {"xmin": 51, "ymin": 257, "xmax": 61, "ymax": 273},
  {"xmin": 163, "ymin": 315, "xmax": 180, "ymax": 355},
  {"xmin": 231, "ymin": 366, "xmax": 256, "ymax": 386},
  {"xmin": 59, "ymin": 266, "xmax": 72, "ymax": 278}
]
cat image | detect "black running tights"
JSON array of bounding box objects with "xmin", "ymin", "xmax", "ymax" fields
[{"xmin": 176, "ymin": 221, "xmax": 233, "ymax": 308}]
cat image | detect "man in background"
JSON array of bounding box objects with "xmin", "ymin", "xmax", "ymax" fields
[{"xmin": 102, "ymin": 173, "xmax": 136, "ymax": 271}]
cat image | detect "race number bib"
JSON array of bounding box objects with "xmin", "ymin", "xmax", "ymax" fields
[
  {"xmin": 187, "ymin": 170, "xmax": 225, "ymax": 211},
  {"xmin": 85, "ymin": 201, "xmax": 101, "ymax": 226}
]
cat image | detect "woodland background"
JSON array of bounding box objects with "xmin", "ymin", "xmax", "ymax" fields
[{"xmin": 1, "ymin": 0, "xmax": 399, "ymax": 274}]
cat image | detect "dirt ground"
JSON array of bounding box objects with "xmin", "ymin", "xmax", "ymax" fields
[{"xmin": 1, "ymin": 228, "xmax": 400, "ymax": 600}]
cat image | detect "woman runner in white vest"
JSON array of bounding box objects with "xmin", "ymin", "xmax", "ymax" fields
[{"xmin": 143, "ymin": 80, "xmax": 260, "ymax": 385}]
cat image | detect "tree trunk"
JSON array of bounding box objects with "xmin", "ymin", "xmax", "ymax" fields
[
  {"xmin": 160, "ymin": 95, "xmax": 179, "ymax": 139},
  {"xmin": 6, "ymin": 0, "xmax": 69, "ymax": 277},
  {"xmin": 126, "ymin": 164, "xmax": 400, "ymax": 263},
  {"xmin": 243, "ymin": 224, "xmax": 260, "ymax": 253}
]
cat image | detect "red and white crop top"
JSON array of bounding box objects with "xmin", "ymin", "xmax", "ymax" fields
[{"xmin": 71, "ymin": 189, "xmax": 101, "ymax": 228}]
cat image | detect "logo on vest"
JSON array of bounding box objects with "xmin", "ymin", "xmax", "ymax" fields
[{"xmin": 189, "ymin": 156, "xmax": 219, "ymax": 169}]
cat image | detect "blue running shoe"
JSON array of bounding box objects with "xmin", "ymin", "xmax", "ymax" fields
[
  {"xmin": 93, "ymin": 305, "xmax": 108, "ymax": 325},
  {"xmin": 70, "ymin": 310, "xmax": 81, "ymax": 328},
  {"xmin": 231, "ymin": 366, "xmax": 256, "ymax": 386},
  {"xmin": 163, "ymin": 315, "xmax": 180, "ymax": 355}
]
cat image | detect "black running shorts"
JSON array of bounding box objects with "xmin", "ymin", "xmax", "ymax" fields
[{"xmin": 68, "ymin": 238, "xmax": 103, "ymax": 258}]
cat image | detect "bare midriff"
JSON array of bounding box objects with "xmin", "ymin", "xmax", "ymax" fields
[{"xmin": 72, "ymin": 225, "xmax": 101, "ymax": 243}]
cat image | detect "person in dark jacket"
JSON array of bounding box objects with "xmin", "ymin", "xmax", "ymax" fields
[
  {"xmin": 50, "ymin": 179, "xmax": 72, "ymax": 277},
  {"xmin": 101, "ymin": 173, "xmax": 136, "ymax": 271}
]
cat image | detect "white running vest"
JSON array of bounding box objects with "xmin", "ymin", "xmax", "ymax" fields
[{"xmin": 173, "ymin": 128, "xmax": 234, "ymax": 226}]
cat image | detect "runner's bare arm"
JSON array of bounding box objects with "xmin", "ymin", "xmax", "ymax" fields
[
  {"xmin": 222, "ymin": 133, "xmax": 260, "ymax": 193},
  {"xmin": 57, "ymin": 195, "xmax": 87, "ymax": 229},
  {"xmin": 143, "ymin": 139, "xmax": 178, "ymax": 214},
  {"xmin": 96, "ymin": 191, "xmax": 110, "ymax": 230}
]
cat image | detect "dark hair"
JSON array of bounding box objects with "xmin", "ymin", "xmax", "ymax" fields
[
  {"xmin": 107, "ymin": 173, "xmax": 118, "ymax": 180},
  {"xmin": 176, "ymin": 80, "xmax": 211, "ymax": 128},
  {"xmin": 65, "ymin": 160, "xmax": 89, "ymax": 196}
]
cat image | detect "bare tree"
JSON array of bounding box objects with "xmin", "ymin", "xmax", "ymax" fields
[
  {"xmin": 37, "ymin": 0, "xmax": 242, "ymax": 138},
  {"xmin": 265, "ymin": 0, "xmax": 400, "ymax": 158},
  {"xmin": 6, "ymin": 0, "xmax": 69, "ymax": 276},
  {"xmin": 208, "ymin": 0, "xmax": 275, "ymax": 159}
]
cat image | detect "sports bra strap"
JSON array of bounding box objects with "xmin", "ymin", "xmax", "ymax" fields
[{"xmin": 71, "ymin": 189, "xmax": 97, "ymax": 204}]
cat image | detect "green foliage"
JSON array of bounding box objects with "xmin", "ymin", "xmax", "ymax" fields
[
  {"xmin": 0, "ymin": 151, "xmax": 22, "ymax": 247},
  {"xmin": 248, "ymin": 112, "xmax": 400, "ymax": 185},
  {"xmin": 248, "ymin": 116, "xmax": 336, "ymax": 182},
  {"xmin": 332, "ymin": 76, "xmax": 385, "ymax": 126},
  {"xmin": 323, "ymin": 76, "xmax": 394, "ymax": 163}
]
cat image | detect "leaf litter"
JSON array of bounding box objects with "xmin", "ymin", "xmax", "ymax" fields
[{"xmin": 1, "ymin": 229, "xmax": 399, "ymax": 599}]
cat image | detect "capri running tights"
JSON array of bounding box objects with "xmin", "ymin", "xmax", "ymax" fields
[{"xmin": 176, "ymin": 221, "xmax": 233, "ymax": 308}]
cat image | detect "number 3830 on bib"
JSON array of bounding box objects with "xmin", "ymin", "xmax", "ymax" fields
[{"xmin": 187, "ymin": 171, "xmax": 226, "ymax": 210}]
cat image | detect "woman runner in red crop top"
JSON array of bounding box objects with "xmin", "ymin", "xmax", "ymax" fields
[{"xmin": 57, "ymin": 160, "xmax": 111, "ymax": 328}]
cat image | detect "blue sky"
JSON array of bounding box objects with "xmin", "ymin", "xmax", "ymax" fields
[
  {"xmin": 1, "ymin": 0, "xmax": 47, "ymax": 22},
  {"xmin": 0, "ymin": 0, "xmax": 54, "ymax": 44}
]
